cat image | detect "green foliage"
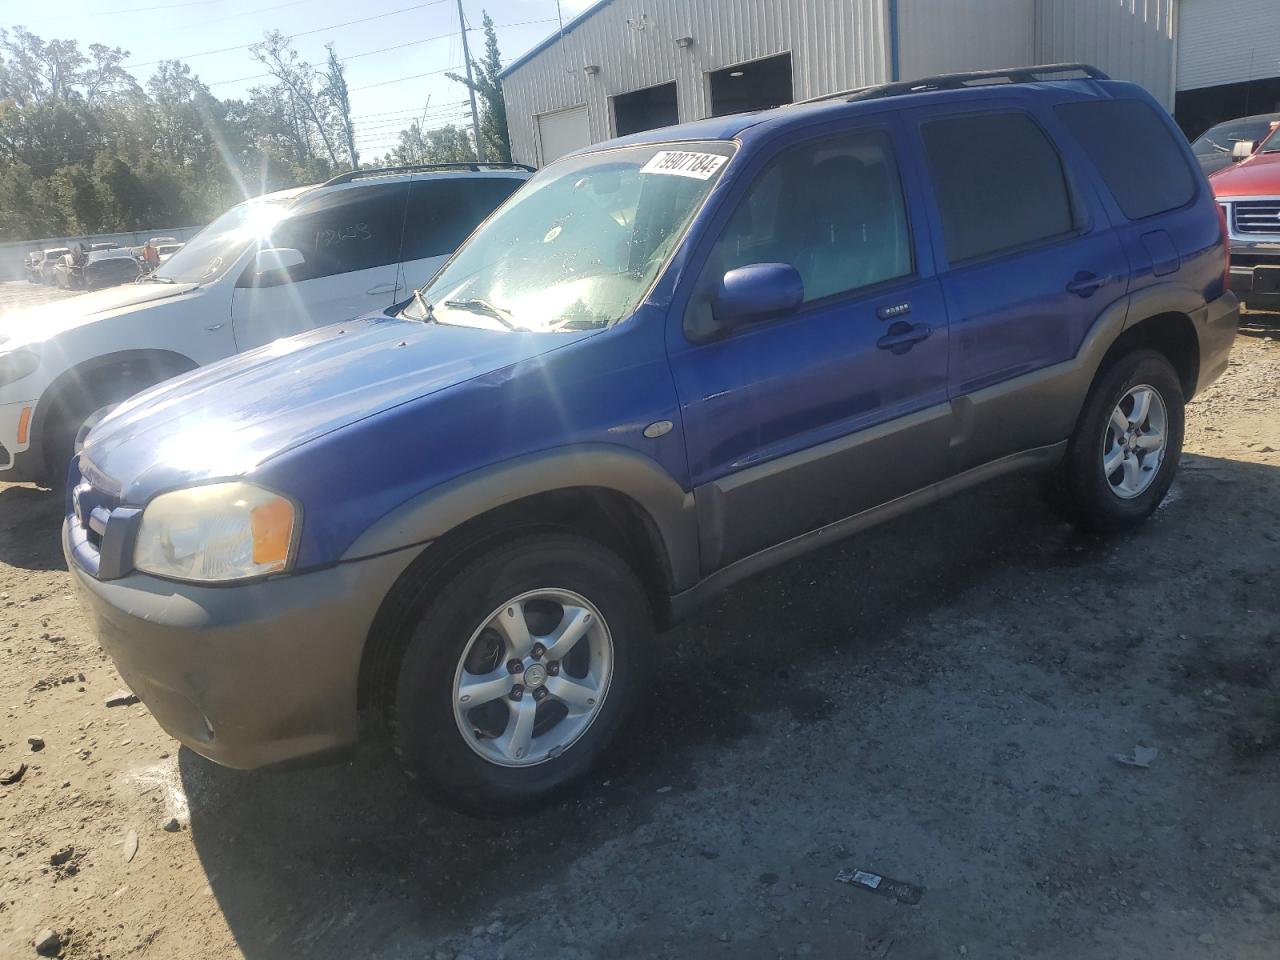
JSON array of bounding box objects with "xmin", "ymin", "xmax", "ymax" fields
[
  {"xmin": 381, "ymin": 122, "xmax": 476, "ymax": 166},
  {"xmin": 0, "ymin": 27, "xmax": 346, "ymax": 242},
  {"xmin": 445, "ymin": 11, "xmax": 511, "ymax": 163}
]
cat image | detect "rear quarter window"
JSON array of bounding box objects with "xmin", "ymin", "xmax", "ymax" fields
[
  {"xmin": 921, "ymin": 111, "xmax": 1077, "ymax": 265},
  {"xmin": 1055, "ymin": 99, "xmax": 1197, "ymax": 221}
]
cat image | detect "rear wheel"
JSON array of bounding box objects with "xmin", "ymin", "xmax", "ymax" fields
[
  {"xmin": 1044, "ymin": 349, "xmax": 1184, "ymax": 533},
  {"xmin": 392, "ymin": 533, "xmax": 651, "ymax": 815}
]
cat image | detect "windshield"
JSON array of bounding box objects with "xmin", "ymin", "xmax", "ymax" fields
[
  {"xmin": 1192, "ymin": 118, "xmax": 1277, "ymax": 157},
  {"xmin": 1261, "ymin": 125, "xmax": 1280, "ymax": 153},
  {"xmin": 408, "ymin": 142, "xmax": 735, "ymax": 332},
  {"xmin": 153, "ymin": 197, "xmax": 291, "ymax": 284}
]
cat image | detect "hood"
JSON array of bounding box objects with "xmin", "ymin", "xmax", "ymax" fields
[
  {"xmin": 0, "ymin": 281, "xmax": 200, "ymax": 349},
  {"xmin": 1209, "ymin": 150, "xmax": 1280, "ymax": 198},
  {"xmin": 80, "ymin": 312, "xmax": 595, "ymax": 501}
]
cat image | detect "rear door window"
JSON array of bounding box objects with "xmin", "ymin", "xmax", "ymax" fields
[
  {"xmin": 400, "ymin": 177, "xmax": 523, "ymax": 262},
  {"xmin": 1056, "ymin": 99, "xmax": 1197, "ymax": 221},
  {"xmin": 921, "ymin": 111, "xmax": 1076, "ymax": 264},
  {"xmin": 269, "ymin": 182, "xmax": 409, "ymax": 282}
]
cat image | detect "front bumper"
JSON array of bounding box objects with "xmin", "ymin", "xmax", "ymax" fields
[
  {"xmin": 0, "ymin": 398, "xmax": 39, "ymax": 478},
  {"xmin": 64, "ymin": 517, "xmax": 419, "ymax": 769},
  {"xmin": 1228, "ymin": 239, "xmax": 1280, "ymax": 311}
]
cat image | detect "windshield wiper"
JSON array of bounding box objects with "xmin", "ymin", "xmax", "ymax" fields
[
  {"xmin": 443, "ymin": 298, "xmax": 518, "ymax": 330},
  {"xmin": 138, "ymin": 274, "xmax": 176, "ymax": 284}
]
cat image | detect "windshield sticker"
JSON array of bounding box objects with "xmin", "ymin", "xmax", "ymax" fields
[{"xmin": 640, "ymin": 151, "xmax": 728, "ymax": 180}]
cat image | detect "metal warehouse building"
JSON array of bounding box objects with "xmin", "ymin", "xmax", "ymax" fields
[{"xmin": 499, "ymin": 0, "xmax": 1280, "ymax": 166}]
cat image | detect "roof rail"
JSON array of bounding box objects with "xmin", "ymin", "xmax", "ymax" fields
[
  {"xmin": 322, "ymin": 162, "xmax": 535, "ymax": 186},
  {"xmin": 800, "ymin": 63, "xmax": 1110, "ymax": 106}
]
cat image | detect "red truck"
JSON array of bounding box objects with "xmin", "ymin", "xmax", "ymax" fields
[{"xmin": 1211, "ymin": 122, "xmax": 1280, "ymax": 311}]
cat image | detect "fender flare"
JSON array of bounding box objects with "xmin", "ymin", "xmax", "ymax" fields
[{"xmin": 340, "ymin": 444, "xmax": 701, "ymax": 592}]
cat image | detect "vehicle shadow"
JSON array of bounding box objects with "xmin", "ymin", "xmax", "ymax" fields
[
  {"xmin": 177, "ymin": 452, "xmax": 1280, "ymax": 958},
  {"xmin": 0, "ymin": 483, "xmax": 65, "ymax": 572}
]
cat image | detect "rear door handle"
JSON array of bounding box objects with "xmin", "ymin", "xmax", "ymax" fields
[
  {"xmin": 205, "ymin": 323, "xmax": 225, "ymax": 331},
  {"xmin": 1066, "ymin": 272, "xmax": 1112, "ymax": 297},
  {"xmin": 876, "ymin": 321, "xmax": 932, "ymax": 354},
  {"xmin": 366, "ymin": 282, "xmax": 398, "ymax": 296}
]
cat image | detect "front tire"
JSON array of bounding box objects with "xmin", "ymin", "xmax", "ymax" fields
[
  {"xmin": 392, "ymin": 533, "xmax": 652, "ymax": 815},
  {"xmin": 1046, "ymin": 349, "xmax": 1184, "ymax": 533}
]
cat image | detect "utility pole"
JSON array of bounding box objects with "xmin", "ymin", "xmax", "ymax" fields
[{"xmin": 456, "ymin": 0, "xmax": 486, "ymax": 162}]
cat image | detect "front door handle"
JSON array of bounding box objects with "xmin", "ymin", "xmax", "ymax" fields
[
  {"xmin": 366, "ymin": 282, "xmax": 398, "ymax": 296},
  {"xmin": 205, "ymin": 323, "xmax": 225, "ymax": 331},
  {"xmin": 1066, "ymin": 272, "xmax": 1112, "ymax": 297},
  {"xmin": 877, "ymin": 321, "xmax": 932, "ymax": 354}
]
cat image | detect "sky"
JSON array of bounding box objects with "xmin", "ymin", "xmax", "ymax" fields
[{"xmin": 4, "ymin": 0, "xmax": 597, "ymax": 158}]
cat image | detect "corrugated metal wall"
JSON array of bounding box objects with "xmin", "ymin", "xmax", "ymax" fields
[
  {"xmin": 1177, "ymin": 0, "xmax": 1280, "ymax": 91},
  {"xmin": 898, "ymin": 0, "xmax": 1035, "ymax": 80},
  {"xmin": 501, "ymin": 0, "xmax": 889, "ymax": 166},
  {"xmin": 502, "ymin": 0, "xmax": 1180, "ymax": 166},
  {"xmin": 1036, "ymin": 0, "xmax": 1175, "ymax": 108}
]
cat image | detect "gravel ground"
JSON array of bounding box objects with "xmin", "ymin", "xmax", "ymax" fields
[
  {"xmin": 0, "ymin": 283, "xmax": 1277, "ymax": 959},
  {"xmin": 0, "ymin": 280, "xmax": 78, "ymax": 313}
]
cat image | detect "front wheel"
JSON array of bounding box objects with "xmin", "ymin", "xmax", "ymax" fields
[
  {"xmin": 1044, "ymin": 349, "xmax": 1185, "ymax": 533},
  {"xmin": 392, "ymin": 534, "xmax": 652, "ymax": 815}
]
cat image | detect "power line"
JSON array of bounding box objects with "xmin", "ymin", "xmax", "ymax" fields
[
  {"xmin": 24, "ymin": 0, "xmax": 247, "ymax": 21},
  {"xmin": 203, "ymin": 18, "xmax": 556, "ymax": 90},
  {"xmin": 350, "ymin": 65, "xmax": 462, "ymax": 92},
  {"xmin": 123, "ymin": 0, "xmax": 449, "ymax": 70}
]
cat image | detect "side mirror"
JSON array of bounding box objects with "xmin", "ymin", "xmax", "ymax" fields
[
  {"xmin": 707, "ymin": 263, "xmax": 803, "ymax": 337},
  {"xmin": 255, "ymin": 247, "xmax": 305, "ymax": 276},
  {"xmin": 1231, "ymin": 140, "xmax": 1255, "ymax": 162}
]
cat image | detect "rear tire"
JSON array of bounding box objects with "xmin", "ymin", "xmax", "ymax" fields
[
  {"xmin": 1045, "ymin": 349, "xmax": 1184, "ymax": 533},
  {"xmin": 392, "ymin": 533, "xmax": 652, "ymax": 816}
]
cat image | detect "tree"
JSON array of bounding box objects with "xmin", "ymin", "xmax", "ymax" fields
[
  {"xmin": 325, "ymin": 45, "xmax": 358, "ymax": 169},
  {"xmin": 249, "ymin": 31, "xmax": 340, "ymax": 167},
  {"xmin": 383, "ymin": 122, "xmax": 476, "ymax": 166},
  {"xmin": 446, "ymin": 11, "xmax": 510, "ymax": 163}
]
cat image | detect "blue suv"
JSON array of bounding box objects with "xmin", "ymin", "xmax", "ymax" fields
[{"xmin": 64, "ymin": 65, "xmax": 1238, "ymax": 813}]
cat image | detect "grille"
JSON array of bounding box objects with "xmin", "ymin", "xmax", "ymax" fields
[
  {"xmin": 1232, "ymin": 199, "xmax": 1280, "ymax": 235},
  {"xmin": 72, "ymin": 481, "xmax": 121, "ymax": 552}
]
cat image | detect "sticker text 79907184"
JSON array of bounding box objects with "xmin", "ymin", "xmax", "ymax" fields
[{"xmin": 640, "ymin": 151, "xmax": 728, "ymax": 180}]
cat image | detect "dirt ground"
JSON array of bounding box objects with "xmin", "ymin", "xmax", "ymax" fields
[{"xmin": 1, "ymin": 280, "xmax": 1278, "ymax": 959}]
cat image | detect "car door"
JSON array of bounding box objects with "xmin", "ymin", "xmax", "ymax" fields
[
  {"xmin": 395, "ymin": 174, "xmax": 525, "ymax": 298},
  {"xmin": 667, "ymin": 121, "xmax": 952, "ymax": 572},
  {"xmin": 906, "ymin": 102, "xmax": 1128, "ymax": 470},
  {"xmin": 231, "ymin": 182, "xmax": 409, "ymax": 351}
]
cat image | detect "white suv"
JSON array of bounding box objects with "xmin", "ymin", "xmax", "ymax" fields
[{"xmin": 0, "ymin": 163, "xmax": 530, "ymax": 484}]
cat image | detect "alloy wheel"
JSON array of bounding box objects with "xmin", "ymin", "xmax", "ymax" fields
[
  {"xmin": 1101, "ymin": 384, "xmax": 1167, "ymax": 499},
  {"xmin": 451, "ymin": 588, "xmax": 613, "ymax": 767}
]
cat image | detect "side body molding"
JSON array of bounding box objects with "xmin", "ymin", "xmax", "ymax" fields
[{"xmin": 340, "ymin": 443, "xmax": 701, "ymax": 591}]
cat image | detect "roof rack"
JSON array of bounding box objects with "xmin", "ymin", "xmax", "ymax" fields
[
  {"xmin": 800, "ymin": 63, "xmax": 1109, "ymax": 106},
  {"xmin": 322, "ymin": 162, "xmax": 535, "ymax": 186}
]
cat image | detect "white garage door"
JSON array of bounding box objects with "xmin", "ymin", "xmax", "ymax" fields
[
  {"xmin": 1178, "ymin": 0, "xmax": 1280, "ymax": 91},
  {"xmin": 537, "ymin": 105, "xmax": 591, "ymax": 165}
]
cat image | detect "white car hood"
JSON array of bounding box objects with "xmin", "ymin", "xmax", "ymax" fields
[{"xmin": 0, "ymin": 281, "xmax": 201, "ymax": 350}]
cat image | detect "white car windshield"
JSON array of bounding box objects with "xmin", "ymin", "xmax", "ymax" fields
[
  {"xmin": 407, "ymin": 142, "xmax": 736, "ymax": 332},
  {"xmin": 152, "ymin": 198, "xmax": 291, "ymax": 285}
]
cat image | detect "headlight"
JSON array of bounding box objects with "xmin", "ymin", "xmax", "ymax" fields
[
  {"xmin": 0, "ymin": 350, "xmax": 39, "ymax": 387},
  {"xmin": 134, "ymin": 481, "xmax": 298, "ymax": 583}
]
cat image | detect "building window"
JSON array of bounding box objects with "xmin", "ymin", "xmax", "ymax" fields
[
  {"xmin": 613, "ymin": 81, "xmax": 678, "ymax": 137},
  {"xmin": 709, "ymin": 53, "xmax": 793, "ymax": 118}
]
